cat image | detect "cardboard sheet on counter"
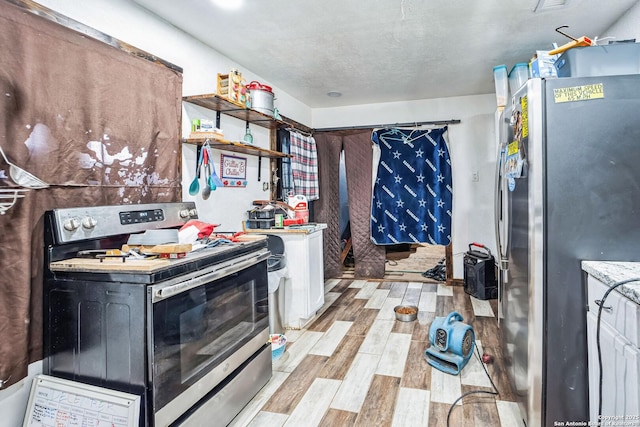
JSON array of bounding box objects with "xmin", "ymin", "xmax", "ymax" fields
[
  {"xmin": 243, "ymin": 224, "xmax": 327, "ymax": 234},
  {"xmin": 122, "ymin": 243, "xmax": 192, "ymax": 254},
  {"xmin": 234, "ymin": 234, "xmax": 267, "ymax": 241},
  {"xmin": 49, "ymin": 257, "xmax": 171, "ymax": 273}
]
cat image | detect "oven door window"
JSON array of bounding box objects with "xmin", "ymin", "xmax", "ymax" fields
[{"xmin": 151, "ymin": 260, "xmax": 268, "ymax": 411}]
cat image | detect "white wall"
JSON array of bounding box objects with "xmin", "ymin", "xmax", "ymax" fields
[
  {"xmin": 313, "ymin": 94, "xmax": 499, "ymax": 278},
  {"xmin": 602, "ymin": 1, "xmax": 640, "ymax": 41}
]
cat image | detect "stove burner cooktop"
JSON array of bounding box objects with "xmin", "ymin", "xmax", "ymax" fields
[
  {"xmin": 49, "ymin": 240, "xmax": 267, "ymax": 284},
  {"xmin": 45, "ymin": 202, "xmax": 268, "ymax": 284}
]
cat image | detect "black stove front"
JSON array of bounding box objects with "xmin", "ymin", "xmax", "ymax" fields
[{"xmin": 43, "ymin": 202, "xmax": 272, "ymax": 427}]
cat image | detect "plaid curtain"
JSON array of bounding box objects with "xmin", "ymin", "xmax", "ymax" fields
[{"xmin": 289, "ymin": 131, "xmax": 319, "ymax": 201}]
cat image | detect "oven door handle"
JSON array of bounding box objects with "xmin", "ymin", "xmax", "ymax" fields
[{"xmin": 152, "ymin": 250, "xmax": 269, "ymax": 302}]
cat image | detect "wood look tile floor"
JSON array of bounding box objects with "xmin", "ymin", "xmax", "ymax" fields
[{"xmin": 228, "ymin": 279, "xmax": 527, "ymax": 427}]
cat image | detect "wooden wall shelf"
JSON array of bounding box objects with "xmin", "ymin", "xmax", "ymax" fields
[
  {"xmin": 182, "ymin": 93, "xmax": 313, "ymax": 134},
  {"xmin": 183, "ymin": 93, "xmax": 281, "ymax": 129},
  {"xmin": 182, "ymin": 136, "xmax": 291, "ymax": 159}
]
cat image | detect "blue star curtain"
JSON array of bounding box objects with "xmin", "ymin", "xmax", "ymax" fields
[{"xmin": 370, "ymin": 127, "xmax": 452, "ymax": 245}]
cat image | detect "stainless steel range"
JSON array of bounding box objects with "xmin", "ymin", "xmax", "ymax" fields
[{"xmin": 43, "ymin": 202, "xmax": 272, "ymax": 427}]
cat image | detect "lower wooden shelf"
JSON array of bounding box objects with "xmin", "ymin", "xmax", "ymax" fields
[{"xmin": 182, "ymin": 136, "xmax": 291, "ymax": 159}]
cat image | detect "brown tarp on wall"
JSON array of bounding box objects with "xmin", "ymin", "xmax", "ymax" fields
[
  {"xmin": 315, "ymin": 131, "xmax": 385, "ymax": 279},
  {"xmin": 0, "ymin": 1, "xmax": 182, "ymax": 388}
]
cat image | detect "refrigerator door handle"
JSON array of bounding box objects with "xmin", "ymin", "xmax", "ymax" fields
[
  {"xmin": 494, "ymin": 146, "xmax": 509, "ymax": 271},
  {"xmin": 494, "ymin": 144, "xmax": 507, "ymax": 324}
]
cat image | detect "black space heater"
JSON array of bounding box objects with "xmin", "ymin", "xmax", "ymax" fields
[{"xmin": 463, "ymin": 242, "xmax": 497, "ymax": 300}]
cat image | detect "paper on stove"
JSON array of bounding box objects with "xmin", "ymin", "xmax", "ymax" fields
[
  {"xmin": 127, "ymin": 229, "xmax": 179, "ymax": 245},
  {"xmin": 178, "ymin": 225, "xmax": 200, "ymax": 245}
]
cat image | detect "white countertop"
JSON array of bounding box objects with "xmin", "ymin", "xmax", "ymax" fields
[
  {"xmin": 582, "ymin": 261, "xmax": 640, "ymax": 305},
  {"xmin": 245, "ymin": 223, "xmax": 327, "ymax": 234}
]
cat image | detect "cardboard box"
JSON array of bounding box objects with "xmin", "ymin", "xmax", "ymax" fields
[{"xmin": 530, "ymin": 50, "xmax": 559, "ymax": 78}]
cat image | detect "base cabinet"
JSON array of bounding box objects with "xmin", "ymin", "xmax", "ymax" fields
[
  {"xmin": 279, "ymin": 227, "xmax": 325, "ymax": 329},
  {"xmin": 259, "ymin": 225, "xmax": 326, "ymax": 330},
  {"xmin": 586, "ymin": 275, "xmax": 640, "ymax": 423}
]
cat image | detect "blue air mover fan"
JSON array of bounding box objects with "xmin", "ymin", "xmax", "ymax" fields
[{"xmin": 424, "ymin": 311, "xmax": 475, "ymax": 375}]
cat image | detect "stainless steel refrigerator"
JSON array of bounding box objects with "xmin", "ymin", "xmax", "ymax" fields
[{"xmin": 494, "ymin": 74, "xmax": 640, "ymax": 427}]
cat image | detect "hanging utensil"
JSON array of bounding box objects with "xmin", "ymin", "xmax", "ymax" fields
[
  {"xmin": 210, "ymin": 163, "xmax": 223, "ymax": 188},
  {"xmin": 202, "ymin": 148, "xmax": 211, "ymax": 199},
  {"xmin": 188, "ymin": 145, "xmax": 204, "ymax": 196},
  {"xmin": 0, "ymin": 145, "xmax": 49, "ymax": 189},
  {"xmin": 0, "ymin": 188, "xmax": 28, "ymax": 215},
  {"xmin": 204, "ymin": 143, "xmax": 222, "ymax": 191},
  {"xmin": 202, "ymin": 165, "xmax": 211, "ymax": 199},
  {"xmin": 207, "ymin": 164, "xmax": 217, "ymax": 191},
  {"xmin": 205, "ymin": 143, "xmax": 223, "ymax": 189}
]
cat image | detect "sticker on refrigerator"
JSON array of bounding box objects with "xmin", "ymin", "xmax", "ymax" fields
[
  {"xmin": 504, "ymin": 140, "xmax": 524, "ymax": 191},
  {"xmin": 553, "ymin": 83, "xmax": 604, "ymax": 103},
  {"xmin": 511, "ymin": 106, "xmax": 526, "ymax": 142},
  {"xmin": 504, "ymin": 151, "xmax": 523, "ymax": 179},
  {"xmin": 520, "ymin": 96, "xmax": 528, "ymax": 139},
  {"xmin": 507, "ymin": 140, "xmax": 519, "ymax": 156}
]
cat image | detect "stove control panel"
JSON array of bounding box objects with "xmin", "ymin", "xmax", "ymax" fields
[
  {"xmin": 119, "ymin": 208, "xmax": 165, "ymax": 225},
  {"xmin": 50, "ymin": 202, "xmax": 198, "ymax": 244}
]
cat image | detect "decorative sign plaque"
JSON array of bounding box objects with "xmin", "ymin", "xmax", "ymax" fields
[{"xmin": 220, "ymin": 154, "xmax": 247, "ymax": 187}]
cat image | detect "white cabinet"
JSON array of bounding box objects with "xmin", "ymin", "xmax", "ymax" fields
[
  {"xmin": 586, "ymin": 274, "xmax": 640, "ymax": 423},
  {"xmin": 263, "ymin": 225, "xmax": 326, "ymax": 329}
]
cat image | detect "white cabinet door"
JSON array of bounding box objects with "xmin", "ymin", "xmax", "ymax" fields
[
  {"xmin": 587, "ymin": 275, "xmax": 640, "ymax": 348},
  {"xmin": 306, "ymin": 230, "xmax": 324, "ymax": 314},
  {"xmin": 587, "ymin": 310, "xmax": 640, "ymax": 422},
  {"xmin": 276, "ymin": 229, "xmax": 325, "ymax": 329}
]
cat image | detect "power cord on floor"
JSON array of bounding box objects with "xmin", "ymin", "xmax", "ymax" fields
[
  {"xmin": 595, "ymin": 277, "xmax": 640, "ymax": 418},
  {"xmin": 446, "ymin": 345, "xmax": 499, "ymax": 427}
]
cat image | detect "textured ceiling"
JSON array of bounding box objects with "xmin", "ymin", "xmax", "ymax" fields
[{"xmin": 132, "ymin": 0, "xmax": 638, "ymax": 107}]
